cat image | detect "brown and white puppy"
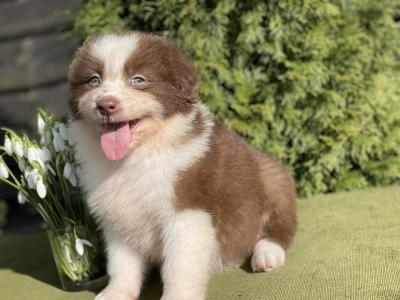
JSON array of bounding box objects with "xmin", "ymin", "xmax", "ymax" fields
[{"xmin": 68, "ymin": 32, "xmax": 297, "ymax": 300}]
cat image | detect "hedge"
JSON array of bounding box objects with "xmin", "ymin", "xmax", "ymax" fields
[{"xmin": 75, "ymin": 0, "xmax": 400, "ymax": 197}]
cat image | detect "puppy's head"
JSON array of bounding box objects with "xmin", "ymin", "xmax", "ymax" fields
[{"xmin": 68, "ymin": 32, "xmax": 198, "ymax": 160}]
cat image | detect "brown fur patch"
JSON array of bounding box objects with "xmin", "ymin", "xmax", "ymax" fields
[
  {"xmin": 68, "ymin": 37, "xmax": 104, "ymax": 119},
  {"xmin": 175, "ymin": 122, "xmax": 297, "ymax": 265},
  {"xmin": 123, "ymin": 33, "xmax": 198, "ymax": 117}
]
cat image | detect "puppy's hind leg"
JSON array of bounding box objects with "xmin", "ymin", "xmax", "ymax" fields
[
  {"xmin": 251, "ymin": 196, "xmax": 297, "ymax": 273},
  {"xmin": 251, "ymin": 239, "xmax": 286, "ymax": 272}
]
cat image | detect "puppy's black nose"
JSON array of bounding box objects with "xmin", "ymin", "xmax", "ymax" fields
[{"xmin": 97, "ymin": 97, "xmax": 120, "ymax": 116}]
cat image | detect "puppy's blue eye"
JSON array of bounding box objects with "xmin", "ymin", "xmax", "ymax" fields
[
  {"xmin": 132, "ymin": 76, "xmax": 145, "ymax": 84},
  {"xmin": 89, "ymin": 75, "xmax": 101, "ymax": 87}
]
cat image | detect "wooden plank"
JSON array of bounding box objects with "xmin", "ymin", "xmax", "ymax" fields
[
  {"xmin": 0, "ymin": 82, "xmax": 70, "ymax": 132},
  {"xmin": 0, "ymin": 33, "xmax": 79, "ymax": 92},
  {"xmin": 0, "ymin": 0, "xmax": 83, "ymax": 40}
]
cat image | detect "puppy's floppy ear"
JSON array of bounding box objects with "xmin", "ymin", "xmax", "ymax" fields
[{"xmin": 169, "ymin": 42, "xmax": 199, "ymax": 104}]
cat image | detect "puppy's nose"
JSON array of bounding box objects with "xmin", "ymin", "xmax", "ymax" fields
[{"xmin": 97, "ymin": 97, "xmax": 120, "ymax": 116}]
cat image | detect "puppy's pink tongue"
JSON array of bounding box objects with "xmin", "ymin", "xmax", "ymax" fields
[{"xmin": 100, "ymin": 122, "xmax": 131, "ymax": 161}]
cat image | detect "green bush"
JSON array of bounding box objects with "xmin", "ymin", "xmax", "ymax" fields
[{"xmin": 75, "ymin": 0, "xmax": 400, "ymax": 197}]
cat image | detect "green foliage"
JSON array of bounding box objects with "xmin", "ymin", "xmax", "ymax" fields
[
  {"xmin": 75, "ymin": 0, "xmax": 127, "ymax": 36},
  {"xmin": 75, "ymin": 0, "xmax": 400, "ymax": 196}
]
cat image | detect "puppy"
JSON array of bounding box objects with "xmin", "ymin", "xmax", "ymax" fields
[{"xmin": 68, "ymin": 32, "xmax": 297, "ymax": 300}]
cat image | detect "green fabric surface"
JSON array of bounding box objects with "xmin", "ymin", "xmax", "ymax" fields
[{"xmin": 0, "ymin": 186, "xmax": 399, "ymax": 299}]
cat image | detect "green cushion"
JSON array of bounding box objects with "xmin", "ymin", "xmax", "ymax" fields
[{"xmin": 1, "ymin": 186, "xmax": 399, "ymax": 299}]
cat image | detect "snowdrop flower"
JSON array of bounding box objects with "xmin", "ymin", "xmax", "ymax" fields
[
  {"xmin": 25, "ymin": 168, "xmax": 38, "ymax": 189},
  {"xmin": 4, "ymin": 136, "xmax": 12, "ymax": 155},
  {"xmin": 75, "ymin": 238, "xmax": 93, "ymax": 256},
  {"xmin": 63, "ymin": 163, "xmax": 72, "ymax": 179},
  {"xmin": 0, "ymin": 161, "xmax": 9, "ymax": 179},
  {"xmin": 69, "ymin": 173, "xmax": 78, "ymax": 187},
  {"xmin": 13, "ymin": 140, "xmax": 24, "ymax": 157},
  {"xmin": 27, "ymin": 147, "xmax": 45, "ymax": 169},
  {"xmin": 39, "ymin": 147, "xmax": 51, "ymax": 162},
  {"xmin": 27, "ymin": 147, "xmax": 39, "ymax": 164},
  {"xmin": 17, "ymin": 191, "xmax": 27, "ymax": 204},
  {"xmin": 53, "ymin": 134, "xmax": 65, "ymax": 152},
  {"xmin": 18, "ymin": 159, "xmax": 26, "ymax": 172},
  {"xmin": 37, "ymin": 114, "xmax": 46, "ymax": 135},
  {"xmin": 36, "ymin": 176, "xmax": 47, "ymax": 199},
  {"xmin": 40, "ymin": 134, "xmax": 46, "ymax": 145},
  {"xmin": 58, "ymin": 123, "xmax": 70, "ymax": 141}
]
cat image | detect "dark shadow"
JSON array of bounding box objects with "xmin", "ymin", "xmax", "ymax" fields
[
  {"xmin": 0, "ymin": 231, "xmax": 163, "ymax": 299},
  {"xmin": 140, "ymin": 270, "xmax": 163, "ymax": 300},
  {"xmin": 239, "ymin": 257, "xmax": 254, "ymax": 273},
  {"xmin": 0, "ymin": 232, "xmax": 60, "ymax": 288}
]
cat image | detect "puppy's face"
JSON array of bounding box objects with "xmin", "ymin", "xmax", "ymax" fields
[{"xmin": 68, "ymin": 32, "xmax": 197, "ymax": 160}]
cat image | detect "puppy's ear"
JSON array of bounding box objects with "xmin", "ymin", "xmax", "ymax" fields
[{"xmin": 169, "ymin": 43, "xmax": 198, "ymax": 104}]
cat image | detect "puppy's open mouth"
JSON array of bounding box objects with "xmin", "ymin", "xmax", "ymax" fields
[{"xmin": 100, "ymin": 119, "xmax": 141, "ymax": 161}]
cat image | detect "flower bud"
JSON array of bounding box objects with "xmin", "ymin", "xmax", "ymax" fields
[
  {"xmin": 59, "ymin": 123, "xmax": 70, "ymax": 141},
  {"xmin": 63, "ymin": 163, "xmax": 72, "ymax": 179},
  {"xmin": 4, "ymin": 136, "xmax": 12, "ymax": 155},
  {"xmin": 53, "ymin": 134, "xmax": 65, "ymax": 152},
  {"xmin": 0, "ymin": 162, "xmax": 9, "ymax": 179},
  {"xmin": 17, "ymin": 191, "xmax": 27, "ymax": 204},
  {"xmin": 75, "ymin": 239, "xmax": 84, "ymax": 256},
  {"xmin": 75, "ymin": 238, "xmax": 93, "ymax": 256},
  {"xmin": 36, "ymin": 178, "xmax": 47, "ymax": 199},
  {"xmin": 13, "ymin": 141, "xmax": 24, "ymax": 157},
  {"xmin": 18, "ymin": 160, "xmax": 26, "ymax": 171},
  {"xmin": 69, "ymin": 173, "xmax": 78, "ymax": 187},
  {"xmin": 37, "ymin": 114, "xmax": 46, "ymax": 135}
]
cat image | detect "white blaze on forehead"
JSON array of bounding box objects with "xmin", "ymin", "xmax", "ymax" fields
[{"xmin": 91, "ymin": 33, "xmax": 139, "ymax": 81}]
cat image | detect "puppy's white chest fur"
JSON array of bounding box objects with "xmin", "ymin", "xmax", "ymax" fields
[{"xmin": 70, "ymin": 107, "xmax": 212, "ymax": 261}]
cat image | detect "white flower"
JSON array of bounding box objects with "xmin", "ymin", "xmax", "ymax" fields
[
  {"xmin": 13, "ymin": 141, "xmax": 24, "ymax": 157},
  {"xmin": 58, "ymin": 123, "xmax": 70, "ymax": 141},
  {"xmin": 69, "ymin": 173, "xmax": 78, "ymax": 187},
  {"xmin": 40, "ymin": 135, "xmax": 46, "ymax": 145},
  {"xmin": 63, "ymin": 163, "xmax": 72, "ymax": 179},
  {"xmin": 27, "ymin": 147, "xmax": 45, "ymax": 169},
  {"xmin": 27, "ymin": 175, "xmax": 35, "ymax": 189},
  {"xmin": 18, "ymin": 160, "xmax": 26, "ymax": 171},
  {"xmin": 75, "ymin": 238, "xmax": 93, "ymax": 256},
  {"xmin": 4, "ymin": 136, "xmax": 12, "ymax": 155},
  {"xmin": 36, "ymin": 177, "xmax": 47, "ymax": 199},
  {"xmin": 25, "ymin": 169, "xmax": 38, "ymax": 189},
  {"xmin": 17, "ymin": 191, "xmax": 27, "ymax": 204},
  {"xmin": 39, "ymin": 147, "xmax": 51, "ymax": 162},
  {"xmin": 0, "ymin": 162, "xmax": 9, "ymax": 179},
  {"xmin": 53, "ymin": 134, "xmax": 65, "ymax": 152},
  {"xmin": 52, "ymin": 123, "xmax": 60, "ymax": 136},
  {"xmin": 37, "ymin": 114, "xmax": 46, "ymax": 135},
  {"xmin": 27, "ymin": 147, "xmax": 38, "ymax": 164}
]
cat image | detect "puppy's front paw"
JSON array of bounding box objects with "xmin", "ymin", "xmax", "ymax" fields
[
  {"xmin": 94, "ymin": 284, "xmax": 138, "ymax": 300},
  {"xmin": 251, "ymin": 239, "xmax": 285, "ymax": 272}
]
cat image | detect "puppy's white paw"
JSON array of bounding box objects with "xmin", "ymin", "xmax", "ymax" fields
[
  {"xmin": 94, "ymin": 284, "xmax": 138, "ymax": 300},
  {"xmin": 251, "ymin": 239, "xmax": 285, "ymax": 272}
]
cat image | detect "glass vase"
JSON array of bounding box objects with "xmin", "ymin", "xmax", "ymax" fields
[{"xmin": 46, "ymin": 225, "xmax": 108, "ymax": 291}]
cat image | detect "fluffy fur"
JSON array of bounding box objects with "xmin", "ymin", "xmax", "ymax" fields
[{"xmin": 68, "ymin": 32, "xmax": 297, "ymax": 300}]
